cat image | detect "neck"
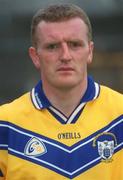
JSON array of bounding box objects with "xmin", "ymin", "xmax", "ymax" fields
[{"xmin": 42, "ymin": 80, "xmax": 88, "ymax": 117}]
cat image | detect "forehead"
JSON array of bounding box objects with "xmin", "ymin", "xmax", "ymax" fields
[{"xmin": 36, "ymin": 18, "xmax": 88, "ymax": 42}]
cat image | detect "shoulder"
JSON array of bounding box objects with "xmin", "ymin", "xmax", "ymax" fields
[
  {"xmin": 100, "ymin": 85, "xmax": 123, "ymax": 99},
  {"xmin": 99, "ymin": 85, "xmax": 123, "ymax": 109},
  {"xmin": 0, "ymin": 92, "xmax": 33, "ymax": 121}
]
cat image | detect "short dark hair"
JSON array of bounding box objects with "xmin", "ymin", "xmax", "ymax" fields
[{"xmin": 31, "ymin": 4, "xmax": 92, "ymax": 47}]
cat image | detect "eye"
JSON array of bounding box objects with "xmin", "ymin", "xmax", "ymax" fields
[
  {"xmin": 46, "ymin": 43, "xmax": 59, "ymax": 50},
  {"xmin": 68, "ymin": 41, "xmax": 84, "ymax": 49}
]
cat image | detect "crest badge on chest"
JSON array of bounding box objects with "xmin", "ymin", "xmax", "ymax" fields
[
  {"xmin": 93, "ymin": 132, "xmax": 117, "ymax": 163},
  {"xmin": 24, "ymin": 137, "xmax": 47, "ymax": 157}
]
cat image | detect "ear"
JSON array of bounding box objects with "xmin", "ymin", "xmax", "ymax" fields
[
  {"xmin": 87, "ymin": 41, "xmax": 94, "ymax": 64},
  {"xmin": 28, "ymin": 47, "xmax": 40, "ymax": 69}
]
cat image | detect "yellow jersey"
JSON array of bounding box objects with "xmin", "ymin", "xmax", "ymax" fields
[{"xmin": 0, "ymin": 77, "xmax": 123, "ymax": 180}]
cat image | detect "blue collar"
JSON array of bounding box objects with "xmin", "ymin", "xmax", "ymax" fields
[{"xmin": 30, "ymin": 76, "xmax": 100, "ymax": 110}]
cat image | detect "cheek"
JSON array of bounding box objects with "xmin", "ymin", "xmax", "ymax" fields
[
  {"xmin": 38, "ymin": 53, "xmax": 50, "ymax": 68},
  {"xmin": 75, "ymin": 56, "xmax": 88, "ymax": 73},
  {"xmin": 40, "ymin": 53, "xmax": 59, "ymax": 71},
  {"xmin": 39, "ymin": 57, "xmax": 53, "ymax": 76}
]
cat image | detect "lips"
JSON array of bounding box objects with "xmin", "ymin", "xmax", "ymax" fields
[{"xmin": 57, "ymin": 67, "xmax": 74, "ymax": 71}]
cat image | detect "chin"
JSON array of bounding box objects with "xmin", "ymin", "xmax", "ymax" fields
[{"xmin": 54, "ymin": 80, "xmax": 79, "ymax": 89}]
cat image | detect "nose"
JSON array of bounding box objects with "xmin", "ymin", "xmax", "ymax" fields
[{"xmin": 60, "ymin": 43, "xmax": 72, "ymax": 62}]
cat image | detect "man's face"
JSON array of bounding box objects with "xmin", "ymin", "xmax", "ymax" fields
[{"xmin": 30, "ymin": 18, "xmax": 94, "ymax": 90}]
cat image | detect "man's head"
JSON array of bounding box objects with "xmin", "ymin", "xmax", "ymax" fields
[
  {"xmin": 29, "ymin": 4, "xmax": 94, "ymax": 92},
  {"xmin": 31, "ymin": 4, "xmax": 92, "ymax": 47}
]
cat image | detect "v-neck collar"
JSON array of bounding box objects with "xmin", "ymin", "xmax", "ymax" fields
[{"xmin": 30, "ymin": 76, "xmax": 100, "ymax": 124}]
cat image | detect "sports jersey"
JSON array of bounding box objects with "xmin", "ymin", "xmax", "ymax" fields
[{"xmin": 0, "ymin": 76, "xmax": 123, "ymax": 180}]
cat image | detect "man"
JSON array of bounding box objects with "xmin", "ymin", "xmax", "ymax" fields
[{"xmin": 0, "ymin": 4, "xmax": 123, "ymax": 180}]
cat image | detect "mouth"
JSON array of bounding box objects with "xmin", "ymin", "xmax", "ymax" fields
[{"xmin": 57, "ymin": 67, "xmax": 74, "ymax": 72}]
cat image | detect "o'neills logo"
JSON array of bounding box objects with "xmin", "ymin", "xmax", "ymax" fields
[{"xmin": 58, "ymin": 132, "xmax": 81, "ymax": 140}]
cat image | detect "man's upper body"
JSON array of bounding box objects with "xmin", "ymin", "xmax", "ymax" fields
[
  {"xmin": 0, "ymin": 77, "xmax": 123, "ymax": 180},
  {"xmin": 0, "ymin": 4, "xmax": 123, "ymax": 180}
]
